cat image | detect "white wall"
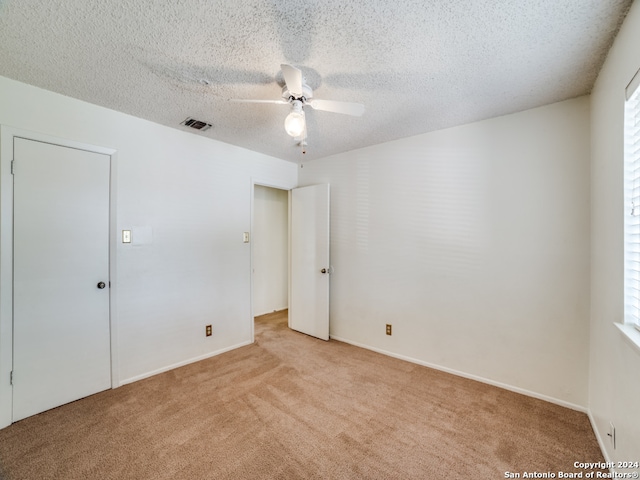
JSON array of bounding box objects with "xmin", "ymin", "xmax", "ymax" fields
[
  {"xmin": 300, "ymin": 96, "xmax": 591, "ymax": 408},
  {"xmin": 0, "ymin": 76, "xmax": 297, "ymax": 426},
  {"xmin": 253, "ymin": 185, "xmax": 288, "ymax": 316},
  {"xmin": 589, "ymin": 0, "xmax": 640, "ymax": 467}
]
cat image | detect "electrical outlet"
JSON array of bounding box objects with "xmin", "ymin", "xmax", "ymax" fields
[
  {"xmin": 206, "ymin": 325, "xmax": 212, "ymax": 337},
  {"xmin": 386, "ymin": 324, "xmax": 392, "ymax": 335},
  {"xmin": 608, "ymin": 422, "xmax": 616, "ymax": 449}
]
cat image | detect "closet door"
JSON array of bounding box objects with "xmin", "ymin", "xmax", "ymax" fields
[{"xmin": 12, "ymin": 138, "xmax": 111, "ymax": 422}]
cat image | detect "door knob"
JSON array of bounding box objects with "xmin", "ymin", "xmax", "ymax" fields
[
  {"xmin": 97, "ymin": 282, "xmax": 106, "ymax": 289},
  {"xmin": 320, "ymin": 268, "xmax": 327, "ymax": 274}
]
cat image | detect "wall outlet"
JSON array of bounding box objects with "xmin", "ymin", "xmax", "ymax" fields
[
  {"xmin": 607, "ymin": 422, "xmax": 616, "ymax": 449},
  {"xmin": 386, "ymin": 324, "xmax": 392, "ymax": 335},
  {"xmin": 206, "ymin": 325, "xmax": 212, "ymax": 337}
]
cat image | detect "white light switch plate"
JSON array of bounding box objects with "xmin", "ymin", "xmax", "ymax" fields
[{"xmin": 122, "ymin": 230, "xmax": 131, "ymax": 243}]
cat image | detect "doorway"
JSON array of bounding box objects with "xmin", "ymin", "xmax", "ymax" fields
[
  {"xmin": 251, "ymin": 183, "xmax": 331, "ymax": 342},
  {"xmin": 252, "ymin": 185, "xmax": 289, "ymax": 320}
]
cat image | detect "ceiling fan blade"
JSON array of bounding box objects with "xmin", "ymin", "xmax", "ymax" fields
[
  {"xmin": 281, "ymin": 64, "xmax": 303, "ymax": 97},
  {"xmin": 229, "ymin": 99, "xmax": 289, "ymax": 105},
  {"xmin": 309, "ymin": 99, "xmax": 365, "ymax": 117}
]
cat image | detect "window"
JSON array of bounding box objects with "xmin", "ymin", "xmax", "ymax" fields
[{"xmin": 624, "ymin": 68, "xmax": 640, "ymax": 332}]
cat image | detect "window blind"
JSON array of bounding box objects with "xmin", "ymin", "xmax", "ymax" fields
[{"xmin": 624, "ymin": 77, "xmax": 640, "ymax": 329}]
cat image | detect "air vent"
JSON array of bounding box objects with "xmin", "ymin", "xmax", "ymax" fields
[{"xmin": 181, "ymin": 117, "xmax": 212, "ymax": 132}]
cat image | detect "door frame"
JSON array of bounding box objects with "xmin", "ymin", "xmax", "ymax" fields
[
  {"xmin": 249, "ymin": 177, "xmax": 296, "ymax": 343},
  {"xmin": 0, "ymin": 126, "xmax": 119, "ymax": 429}
]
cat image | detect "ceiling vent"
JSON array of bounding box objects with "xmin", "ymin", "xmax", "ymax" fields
[{"xmin": 181, "ymin": 117, "xmax": 212, "ymax": 132}]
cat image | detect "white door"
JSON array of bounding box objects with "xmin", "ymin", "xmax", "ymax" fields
[
  {"xmin": 289, "ymin": 184, "xmax": 330, "ymax": 340},
  {"xmin": 12, "ymin": 138, "xmax": 111, "ymax": 422}
]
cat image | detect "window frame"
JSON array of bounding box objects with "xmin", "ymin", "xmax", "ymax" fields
[{"xmin": 624, "ymin": 67, "xmax": 640, "ymax": 333}]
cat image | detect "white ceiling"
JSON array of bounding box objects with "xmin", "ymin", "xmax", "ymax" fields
[{"xmin": 0, "ymin": 0, "xmax": 632, "ymax": 162}]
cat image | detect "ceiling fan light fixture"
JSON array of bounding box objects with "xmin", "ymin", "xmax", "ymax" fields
[
  {"xmin": 284, "ymin": 102, "xmax": 305, "ymax": 137},
  {"xmin": 231, "ymin": 64, "xmax": 363, "ymax": 144}
]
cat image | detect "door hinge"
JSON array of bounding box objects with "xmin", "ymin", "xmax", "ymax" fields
[
  {"xmin": 9, "ymin": 371, "xmax": 13, "ymax": 385},
  {"xmin": 10, "ymin": 160, "xmax": 15, "ymax": 175}
]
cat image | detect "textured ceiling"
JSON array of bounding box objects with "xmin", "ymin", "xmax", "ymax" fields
[{"xmin": 0, "ymin": 0, "xmax": 632, "ymax": 162}]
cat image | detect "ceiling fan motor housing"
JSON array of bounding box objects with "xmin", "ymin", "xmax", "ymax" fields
[{"xmin": 282, "ymin": 83, "xmax": 313, "ymax": 104}]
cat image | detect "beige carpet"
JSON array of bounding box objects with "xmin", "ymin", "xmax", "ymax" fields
[{"xmin": 0, "ymin": 310, "xmax": 604, "ymax": 479}]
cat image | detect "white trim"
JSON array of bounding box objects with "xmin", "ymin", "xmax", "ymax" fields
[
  {"xmin": 625, "ymin": 66, "xmax": 640, "ymax": 101},
  {"xmin": 119, "ymin": 340, "xmax": 252, "ymax": 385},
  {"xmin": 288, "ymin": 189, "xmax": 292, "ymax": 330},
  {"xmin": 615, "ymin": 322, "xmax": 640, "ymax": 354},
  {"xmin": 587, "ymin": 411, "xmax": 613, "ymax": 467},
  {"xmin": 0, "ymin": 126, "xmax": 118, "ymax": 428},
  {"xmin": 254, "ymin": 308, "xmax": 289, "ymax": 317},
  {"xmin": 108, "ymin": 150, "xmax": 120, "ymax": 388},
  {"xmin": 330, "ymin": 335, "xmax": 588, "ymax": 413},
  {"xmin": 0, "ymin": 126, "xmax": 15, "ymax": 429},
  {"xmin": 7, "ymin": 129, "xmax": 116, "ymax": 156}
]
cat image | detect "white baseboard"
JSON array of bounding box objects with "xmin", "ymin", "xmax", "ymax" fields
[
  {"xmin": 587, "ymin": 410, "xmax": 612, "ymax": 465},
  {"xmin": 330, "ymin": 335, "xmax": 587, "ymax": 413},
  {"xmin": 254, "ymin": 307, "xmax": 288, "ymax": 317},
  {"xmin": 119, "ymin": 340, "xmax": 253, "ymax": 386}
]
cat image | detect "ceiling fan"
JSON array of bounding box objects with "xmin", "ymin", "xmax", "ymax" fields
[{"xmin": 232, "ymin": 64, "xmax": 365, "ymax": 151}]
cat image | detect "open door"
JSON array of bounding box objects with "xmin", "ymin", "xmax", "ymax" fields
[{"xmin": 289, "ymin": 184, "xmax": 330, "ymax": 340}]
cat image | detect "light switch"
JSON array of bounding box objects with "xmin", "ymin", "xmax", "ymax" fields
[
  {"xmin": 243, "ymin": 232, "xmax": 250, "ymax": 243},
  {"xmin": 122, "ymin": 230, "xmax": 131, "ymax": 243}
]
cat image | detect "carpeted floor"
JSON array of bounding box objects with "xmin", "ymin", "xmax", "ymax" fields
[{"xmin": 0, "ymin": 310, "xmax": 605, "ymax": 479}]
